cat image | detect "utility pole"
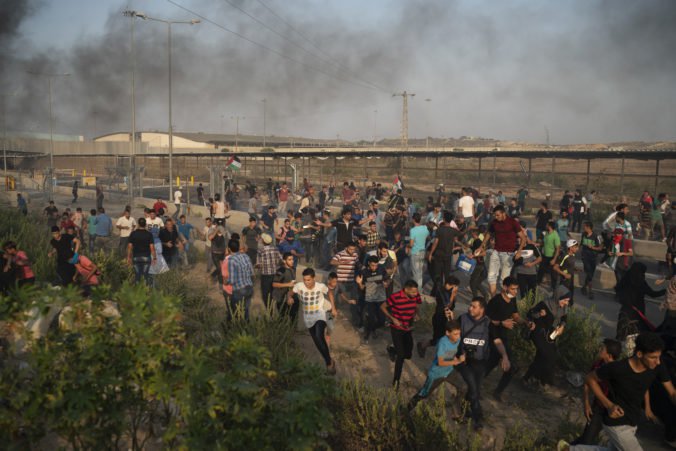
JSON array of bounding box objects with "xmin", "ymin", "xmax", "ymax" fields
[
  {"xmin": 1, "ymin": 92, "xmax": 16, "ymax": 178},
  {"xmin": 373, "ymin": 109, "xmax": 378, "ymax": 150},
  {"xmin": 123, "ymin": 9, "xmax": 141, "ymax": 204},
  {"xmin": 393, "ymin": 91, "xmax": 415, "ymax": 150},
  {"xmin": 262, "ymin": 98, "xmax": 267, "ymax": 147},
  {"xmin": 425, "ymin": 98, "xmax": 431, "ymax": 149},
  {"xmin": 231, "ymin": 116, "xmax": 245, "ymax": 152}
]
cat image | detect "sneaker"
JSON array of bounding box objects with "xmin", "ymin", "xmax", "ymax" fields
[
  {"xmin": 361, "ymin": 335, "xmax": 369, "ymax": 346},
  {"xmin": 387, "ymin": 345, "xmax": 396, "ymax": 362},
  {"xmin": 491, "ymin": 390, "xmax": 504, "ymax": 403},
  {"xmin": 580, "ymin": 286, "xmax": 587, "ymax": 296},
  {"xmin": 371, "ymin": 330, "xmax": 379, "ymax": 340},
  {"xmin": 599, "ymin": 262, "xmax": 611, "ymax": 270},
  {"xmin": 417, "ymin": 341, "xmax": 426, "ymax": 359},
  {"xmin": 557, "ymin": 440, "xmax": 570, "ymax": 451}
]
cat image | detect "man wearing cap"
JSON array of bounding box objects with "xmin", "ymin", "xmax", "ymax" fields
[
  {"xmin": 257, "ymin": 233, "xmax": 282, "ymax": 309},
  {"xmin": 242, "ymin": 217, "xmax": 262, "ymax": 265},
  {"xmin": 554, "ymin": 239, "xmax": 579, "ymax": 306},
  {"xmin": 48, "ymin": 226, "xmax": 80, "ymax": 286},
  {"xmin": 260, "ymin": 205, "xmax": 278, "ymax": 246}
]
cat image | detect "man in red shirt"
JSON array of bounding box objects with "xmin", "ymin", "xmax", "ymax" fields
[
  {"xmin": 381, "ymin": 280, "xmax": 422, "ymax": 389},
  {"xmin": 479, "ymin": 205, "xmax": 527, "ymax": 297},
  {"xmin": 153, "ymin": 198, "xmax": 168, "ymax": 216}
]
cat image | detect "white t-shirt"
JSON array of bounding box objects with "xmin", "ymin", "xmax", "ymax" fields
[
  {"xmin": 116, "ymin": 216, "xmax": 137, "ymax": 238},
  {"xmin": 459, "ymin": 195, "xmax": 475, "ymax": 218},
  {"xmin": 203, "ymin": 225, "xmax": 215, "ymax": 247},
  {"xmin": 147, "ymin": 217, "xmax": 164, "ymax": 236},
  {"xmin": 174, "ymin": 190, "xmax": 182, "ymax": 204},
  {"xmin": 292, "ymin": 282, "xmax": 329, "ymax": 329}
]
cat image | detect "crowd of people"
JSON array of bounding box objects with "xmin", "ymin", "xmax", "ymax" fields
[{"xmin": 3, "ymin": 176, "xmax": 676, "ymax": 448}]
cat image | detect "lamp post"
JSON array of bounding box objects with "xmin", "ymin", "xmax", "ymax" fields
[
  {"xmin": 262, "ymin": 98, "xmax": 267, "ymax": 148},
  {"xmin": 231, "ymin": 116, "xmax": 245, "ymax": 152},
  {"xmin": 123, "ymin": 9, "xmax": 145, "ymax": 203},
  {"xmin": 133, "ymin": 12, "xmax": 200, "ymax": 200},
  {"xmin": 373, "ymin": 109, "xmax": 378, "ymax": 150},
  {"xmin": 1, "ymin": 92, "xmax": 16, "ymax": 178},
  {"xmin": 27, "ymin": 71, "xmax": 70, "ymax": 200},
  {"xmin": 425, "ymin": 98, "xmax": 432, "ymax": 149}
]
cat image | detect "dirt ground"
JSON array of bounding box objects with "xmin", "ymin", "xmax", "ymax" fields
[{"xmin": 186, "ymin": 260, "xmax": 669, "ymax": 451}]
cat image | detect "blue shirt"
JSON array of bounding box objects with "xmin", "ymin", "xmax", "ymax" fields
[
  {"xmin": 410, "ymin": 225, "xmax": 429, "ymax": 255},
  {"xmin": 177, "ymin": 222, "xmax": 194, "ymax": 240},
  {"xmin": 427, "ymin": 336, "xmax": 459, "ymax": 380},
  {"xmin": 94, "ymin": 214, "xmax": 112, "ymax": 236},
  {"xmin": 226, "ymin": 252, "xmax": 254, "ymax": 291},
  {"xmin": 277, "ymin": 240, "xmax": 305, "ymax": 268}
]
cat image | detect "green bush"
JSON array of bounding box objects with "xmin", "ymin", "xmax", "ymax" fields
[
  {"xmin": 330, "ymin": 381, "xmax": 479, "ymax": 451},
  {"xmin": 0, "ymin": 280, "xmax": 339, "ymax": 450},
  {"xmin": 0, "ymin": 211, "xmax": 56, "ymax": 283},
  {"xmin": 509, "ymin": 290, "xmax": 602, "ymax": 372}
]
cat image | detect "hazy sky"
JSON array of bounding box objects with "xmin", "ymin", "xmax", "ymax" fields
[{"xmin": 3, "ymin": 0, "xmax": 676, "ymax": 144}]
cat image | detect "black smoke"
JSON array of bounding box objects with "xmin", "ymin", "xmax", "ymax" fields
[{"xmin": 2, "ymin": 0, "xmax": 676, "ymax": 143}]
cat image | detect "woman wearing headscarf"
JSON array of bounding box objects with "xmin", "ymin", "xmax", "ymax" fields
[
  {"xmin": 523, "ymin": 286, "xmax": 570, "ymax": 389},
  {"xmin": 657, "ymin": 276, "xmax": 676, "ymax": 339},
  {"xmin": 615, "ymin": 262, "xmax": 665, "ymax": 340}
]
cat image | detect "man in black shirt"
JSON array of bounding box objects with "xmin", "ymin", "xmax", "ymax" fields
[
  {"xmin": 428, "ymin": 211, "xmax": 462, "ymax": 287},
  {"xmin": 44, "ymin": 201, "xmax": 59, "ymax": 230},
  {"xmin": 456, "ymin": 296, "xmax": 492, "ymax": 431},
  {"xmin": 535, "ymin": 202, "xmax": 553, "ymax": 243},
  {"xmin": 559, "ymin": 333, "xmax": 676, "ymax": 451},
  {"xmin": 127, "ymin": 217, "xmax": 156, "ymax": 285},
  {"xmin": 417, "ymin": 275, "xmax": 459, "ymax": 358},
  {"xmin": 327, "ymin": 207, "xmax": 355, "ymax": 252},
  {"xmin": 159, "ymin": 218, "xmax": 180, "ymax": 268},
  {"xmin": 272, "ymin": 252, "xmax": 298, "ymax": 321},
  {"xmin": 49, "ymin": 225, "xmax": 80, "ymax": 286},
  {"xmin": 484, "ymin": 276, "xmax": 527, "ymax": 401}
]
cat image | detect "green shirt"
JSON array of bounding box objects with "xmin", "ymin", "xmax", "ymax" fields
[{"xmin": 542, "ymin": 230, "xmax": 560, "ymax": 258}]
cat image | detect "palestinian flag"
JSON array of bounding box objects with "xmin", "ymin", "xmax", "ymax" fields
[
  {"xmin": 226, "ymin": 155, "xmax": 242, "ymax": 171},
  {"xmin": 393, "ymin": 175, "xmax": 404, "ymax": 191}
]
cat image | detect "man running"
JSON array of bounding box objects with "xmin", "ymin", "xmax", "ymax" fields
[{"xmin": 381, "ymin": 280, "xmax": 422, "ymax": 390}]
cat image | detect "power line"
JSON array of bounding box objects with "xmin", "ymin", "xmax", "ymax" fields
[
  {"xmin": 250, "ymin": 0, "xmax": 392, "ymax": 93},
  {"xmin": 166, "ymin": 0, "xmax": 386, "ymax": 93}
]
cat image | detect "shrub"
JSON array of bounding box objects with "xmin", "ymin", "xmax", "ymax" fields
[
  {"xmin": 0, "ymin": 210, "xmax": 56, "ymax": 283},
  {"xmin": 508, "ymin": 290, "xmax": 602, "ymax": 372}
]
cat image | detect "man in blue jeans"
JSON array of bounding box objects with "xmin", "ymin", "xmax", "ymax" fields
[
  {"xmin": 126, "ymin": 217, "xmax": 156, "ymax": 285},
  {"xmin": 225, "ymin": 239, "xmax": 254, "ymax": 320},
  {"xmin": 409, "ymin": 212, "xmax": 429, "ymax": 293}
]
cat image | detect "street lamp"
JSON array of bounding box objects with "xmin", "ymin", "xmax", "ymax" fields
[
  {"xmin": 425, "ymin": 98, "xmax": 431, "ymax": 149},
  {"xmin": 231, "ymin": 116, "xmax": 245, "ymax": 152},
  {"xmin": 373, "ymin": 109, "xmax": 378, "ymax": 150},
  {"xmin": 262, "ymin": 98, "xmax": 267, "ymax": 148},
  {"xmin": 27, "ymin": 71, "xmax": 70, "ymax": 200},
  {"xmin": 1, "ymin": 91, "xmax": 17, "ymax": 178},
  {"xmin": 133, "ymin": 12, "xmax": 200, "ymax": 200},
  {"xmin": 123, "ymin": 9, "xmax": 146, "ymax": 202}
]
